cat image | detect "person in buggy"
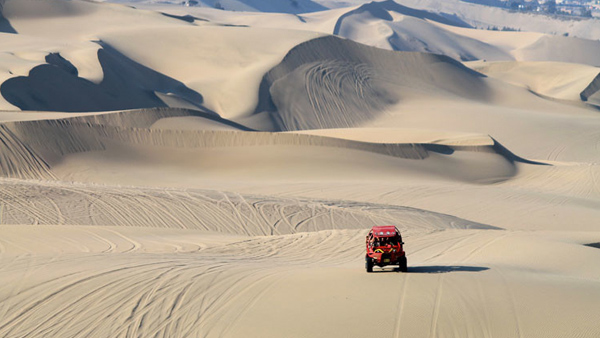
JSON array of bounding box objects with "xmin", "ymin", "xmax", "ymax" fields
[{"xmin": 365, "ymin": 226, "xmax": 407, "ymax": 272}]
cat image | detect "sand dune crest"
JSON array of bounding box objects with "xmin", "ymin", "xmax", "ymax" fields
[{"xmin": 257, "ymin": 35, "xmax": 491, "ymax": 131}]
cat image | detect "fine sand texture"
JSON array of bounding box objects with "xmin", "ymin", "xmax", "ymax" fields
[{"xmin": 1, "ymin": 0, "xmax": 600, "ymax": 337}]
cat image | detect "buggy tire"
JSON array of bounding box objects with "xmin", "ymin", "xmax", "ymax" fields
[
  {"xmin": 399, "ymin": 256, "xmax": 407, "ymax": 272},
  {"xmin": 366, "ymin": 256, "xmax": 374, "ymax": 273}
]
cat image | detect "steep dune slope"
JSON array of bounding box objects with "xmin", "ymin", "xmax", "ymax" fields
[
  {"xmin": 0, "ymin": 109, "xmax": 523, "ymax": 185},
  {"xmin": 333, "ymin": 0, "xmax": 513, "ymax": 62},
  {"xmin": 100, "ymin": 0, "xmax": 328, "ymax": 14},
  {"xmin": 470, "ymin": 61, "xmax": 600, "ymax": 102},
  {"xmin": 0, "ymin": 2, "xmax": 15, "ymax": 34},
  {"xmin": 0, "ymin": 0, "xmax": 321, "ymax": 115},
  {"xmin": 97, "ymin": 26, "xmax": 320, "ymax": 118},
  {"xmin": 580, "ymin": 73, "xmax": 600, "ymax": 106},
  {"xmin": 257, "ymin": 35, "xmax": 490, "ymax": 131}
]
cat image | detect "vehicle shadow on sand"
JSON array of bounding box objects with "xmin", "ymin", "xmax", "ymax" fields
[{"xmin": 372, "ymin": 266, "xmax": 489, "ymax": 274}]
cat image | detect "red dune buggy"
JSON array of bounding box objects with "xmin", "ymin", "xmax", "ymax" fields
[{"xmin": 365, "ymin": 226, "xmax": 407, "ymax": 272}]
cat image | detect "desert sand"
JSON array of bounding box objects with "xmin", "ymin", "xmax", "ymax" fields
[{"xmin": 1, "ymin": 0, "xmax": 600, "ymax": 337}]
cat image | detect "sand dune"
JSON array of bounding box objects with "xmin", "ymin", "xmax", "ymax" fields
[
  {"xmin": 101, "ymin": 0, "xmax": 329, "ymax": 14},
  {"xmin": 470, "ymin": 61, "xmax": 600, "ymax": 102},
  {"xmin": 513, "ymin": 35, "xmax": 600, "ymax": 67},
  {"xmin": 258, "ymin": 35, "xmax": 490, "ymax": 130},
  {"xmin": 331, "ymin": 3, "xmax": 600, "ymax": 66},
  {"xmin": 143, "ymin": 0, "xmax": 600, "ymax": 67},
  {"xmin": 2, "ymin": 108, "xmax": 599, "ymax": 234},
  {"xmin": 0, "ymin": 0, "xmax": 319, "ymax": 115},
  {"xmin": 0, "ymin": 109, "xmax": 526, "ymax": 186},
  {"xmin": 3, "ymin": 0, "xmax": 600, "ymax": 117},
  {"xmin": 1, "ymin": 47, "xmax": 206, "ymax": 112},
  {"xmin": 97, "ymin": 26, "xmax": 320, "ymax": 118},
  {"xmin": 1, "ymin": 0, "xmax": 600, "ymax": 337},
  {"xmin": 0, "ymin": 179, "xmax": 495, "ymax": 234},
  {"xmin": 1, "ymin": 222, "xmax": 599, "ymax": 337},
  {"xmin": 333, "ymin": 0, "xmax": 513, "ymax": 62}
]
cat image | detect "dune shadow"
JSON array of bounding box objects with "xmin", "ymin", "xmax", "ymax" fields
[
  {"xmin": 581, "ymin": 72, "xmax": 600, "ymax": 102},
  {"xmin": 333, "ymin": 0, "xmax": 471, "ymax": 36},
  {"xmin": 162, "ymin": 12, "xmax": 208, "ymax": 23},
  {"xmin": 408, "ymin": 265, "xmax": 489, "ymax": 273},
  {"xmin": 253, "ymin": 34, "xmax": 492, "ymax": 131},
  {"xmin": 371, "ymin": 265, "xmax": 489, "ymax": 274},
  {"xmin": 585, "ymin": 243, "xmax": 600, "ymax": 249},
  {"xmin": 1, "ymin": 42, "xmax": 207, "ymax": 113},
  {"xmin": 246, "ymin": 0, "xmax": 327, "ymax": 14},
  {"xmin": 491, "ymin": 138, "xmax": 550, "ymax": 166},
  {"xmin": 0, "ymin": 5, "xmax": 17, "ymax": 33},
  {"xmin": 253, "ymin": 36, "xmax": 401, "ymax": 131}
]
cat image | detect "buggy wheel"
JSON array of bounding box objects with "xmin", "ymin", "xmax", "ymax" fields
[
  {"xmin": 399, "ymin": 256, "xmax": 407, "ymax": 272},
  {"xmin": 365, "ymin": 256, "xmax": 374, "ymax": 273}
]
